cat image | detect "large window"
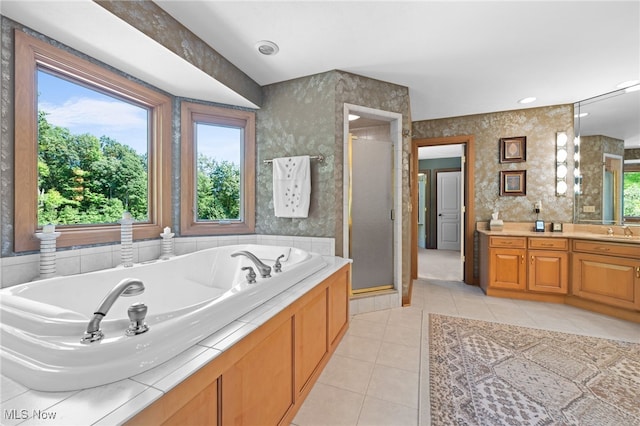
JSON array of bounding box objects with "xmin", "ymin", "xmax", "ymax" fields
[
  {"xmin": 14, "ymin": 30, "xmax": 171, "ymax": 252},
  {"xmin": 180, "ymin": 101, "xmax": 255, "ymax": 235},
  {"xmin": 37, "ymin": 69, "xmax": 150, "ymax": 225}
]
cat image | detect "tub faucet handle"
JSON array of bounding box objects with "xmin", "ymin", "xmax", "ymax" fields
[
  {"xmin": 274, "ymin": 254, "xmax": 286, "ymax": 273},
  {"xmin": 242, "ymin": 266, "xmax": 257, "ymax": 283},
  {"xmin": 126, "ymin": 302, "xmax": 149, "ymax": 336}
]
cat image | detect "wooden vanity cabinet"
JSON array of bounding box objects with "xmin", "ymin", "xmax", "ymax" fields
[
  {"xmin": 527, "ymin": 238, "xmax": 569, "ymax": 294},
  {"xmin": 572, "ymin": 240, "xmax": 640, "ymax": 311},
  {"xmin": 480, "ymin": 235, "xmax": 569, "ymax": 296},
  {"xmin": 126, "ymin": 264, "xmax": 350, "ymax": 426},
  {"xmin": 485, "ymin": 236, "xmax": 527, "ymax": 291}
]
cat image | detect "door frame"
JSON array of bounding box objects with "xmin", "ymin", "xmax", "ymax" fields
[
  {"xmin": 411, "ymin": 136, "xmax": 475, "ymax": 289},
  {"xmin": 343, "ymin": 103, "xmax": 403, "ymax": 308}
]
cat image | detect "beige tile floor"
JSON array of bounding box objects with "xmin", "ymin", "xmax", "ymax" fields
[{"xmin": 292, "ymin": 250, "xmax": 640, "ymax": 426}]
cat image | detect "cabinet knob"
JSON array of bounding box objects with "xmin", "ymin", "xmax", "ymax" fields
[{"xmin": 531, "ymin": 255, "xmax": 534, "ymax": 264}]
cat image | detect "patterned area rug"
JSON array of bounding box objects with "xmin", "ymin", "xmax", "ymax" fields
[{"xmin": 427, "ymin": 314, "xmax": 640, "ymax": 425}]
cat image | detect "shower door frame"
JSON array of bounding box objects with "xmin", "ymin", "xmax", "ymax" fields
[{"xmin": 342, "ymin": 104, "xmax": 403, "ymax": 308}]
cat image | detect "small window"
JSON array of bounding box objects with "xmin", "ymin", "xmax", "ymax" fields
[
  {"xmin": 180, "ymin": 102, "xmax": 255, "ymax": 235},
  {"xmin": 14, "ymin": 31, "xmax": 171, "ymax": 252}
]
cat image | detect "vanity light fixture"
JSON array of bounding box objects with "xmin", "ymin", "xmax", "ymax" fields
[
  {"xmin": 556, "ymin": 131, "xmax": 568, "ymax": 196},
  {"xmin": 574, "ymin": 136, "xmax": 582, "ymax": 194},
  {"xmin": 348, "ymin": 114, "xmax": 360, "ymax": 121}
]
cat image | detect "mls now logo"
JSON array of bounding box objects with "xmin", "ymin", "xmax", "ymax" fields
[{"xmin": 4, "ymin": 409, "xmax": 57, "ymax": 420}]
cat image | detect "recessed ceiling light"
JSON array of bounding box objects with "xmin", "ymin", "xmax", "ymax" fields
[
  {"xmin": 616, "ymin": 80, "xmax": 639, "ymax": 89},
  {"xmin": 255, "ymin": 40, "xmax": 279, "ymax": 56},
  {"xmin": 518, "ymin": 97, "xmax": 537, "ymax": 104}
]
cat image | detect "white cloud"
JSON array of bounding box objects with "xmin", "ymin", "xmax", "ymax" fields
[
  {"xmin": 39, "ymin": 97, "xmax": 149, "ymax": 153},
  {"xmin": 40, "ymin": 97, "xmax": 147, "ymax": 130}
]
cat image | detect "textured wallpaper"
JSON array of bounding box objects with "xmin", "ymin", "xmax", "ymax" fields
[
  {"xmin": 413, "ymin": 105, "xmax": 575, "ymax": 225},
  {"xmin": 256, "ymin": 72, "xmax": 337, "ymax": 238},
  {"xmin": 625, "ymin": 148, "xmax": 640, "ymax": 160}
]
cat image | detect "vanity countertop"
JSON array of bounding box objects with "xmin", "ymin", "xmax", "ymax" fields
[{"xmin": 477, "ymin": 222, "xmax": 640, "ymax": 245}]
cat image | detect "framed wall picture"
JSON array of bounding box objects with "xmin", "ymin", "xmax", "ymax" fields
[
  {"xmin": 499, "ymin": 136, "xmax": 526, "ymax": 163},
  {"xmin": 500, "ymin": 170, "xmax": 526, "ymax": 196}
]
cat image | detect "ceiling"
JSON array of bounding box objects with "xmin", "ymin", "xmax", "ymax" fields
[{"xmin": 2, "ymin": 1, "xmax": 639, "ymax": 145}]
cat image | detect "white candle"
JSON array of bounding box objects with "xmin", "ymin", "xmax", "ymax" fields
[
  {"xmin": 42, "ymin": 223, "xmax": 55, "ymax": 233},
  {"xmin": 164, "ymin": 227, "xmax": 171, "ymax": 235},
  {"xmin": 122, "ymin": 211, "xmax": 132, "ymax": 220}
]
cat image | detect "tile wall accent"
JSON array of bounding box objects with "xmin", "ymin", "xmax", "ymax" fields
[
  {"xmin": 350, "ymin": 292, "xmax": 400, "ymax": 316},
  {"xmin": 0, "ymin": 235, "xmax": 335, "ymax": 288}
]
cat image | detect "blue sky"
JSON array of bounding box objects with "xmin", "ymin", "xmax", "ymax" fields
[{"xmin": 37, "ymin": 70, "xmax": 241, "ymax": 164}]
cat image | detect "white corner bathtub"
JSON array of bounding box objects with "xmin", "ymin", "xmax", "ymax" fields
[{"xmin": 0, "ymin": 244, "xmax": 327, "ymax": 392}]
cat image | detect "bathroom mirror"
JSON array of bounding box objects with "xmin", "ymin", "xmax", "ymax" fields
[{"xmin": 574, "ymin": 85, "xmax": 640, "ymax": 225}]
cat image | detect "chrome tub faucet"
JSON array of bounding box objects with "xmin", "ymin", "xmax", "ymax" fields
[
  {"xmin": 81, "ymin": 278, "xmax": 146, "ymax": 344},
  {"xmin": 231, "ymin": 251, "xmax": 272, "ymax": 278}
]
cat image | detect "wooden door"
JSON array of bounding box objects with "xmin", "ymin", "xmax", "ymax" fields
[
  {"xmin": 490, "ymin": 248, "xmax": 526, "ymax": 290},
  {"xmin": 221, "ymin": 319, "xmax": 293, "ymax": 426},
  {"xmin": 528, "ymin": 250, "xmax": 568, "ymax": 294},
  {"xmin": 572, "ymin": 253, "xmax": 640, "ymax": 310},
  {"xmin": 436, "ymin": 171, "xmax": 461, "ymax": 251},
  {"xmin": 294, "ymin": 290, "xmax": 327, "ymax": 395}
]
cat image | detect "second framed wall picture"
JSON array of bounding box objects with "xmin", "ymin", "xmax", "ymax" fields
[
  {"xmin": 500, "ymin": 170, "xmax": 526, "ymax": 196},
  {"xmin": 499, "ymin": 136, "xmax": 526, "ymax": 163}
]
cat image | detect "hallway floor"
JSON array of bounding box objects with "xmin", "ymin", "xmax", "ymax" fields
[{"xmin": 292, "ymin": 255, "xmax": 640, "ymax": 425}]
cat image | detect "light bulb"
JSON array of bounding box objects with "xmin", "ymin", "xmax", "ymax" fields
[{"xmin": 556, "ymin": 149, "xmax": 567, "ymax": 163}]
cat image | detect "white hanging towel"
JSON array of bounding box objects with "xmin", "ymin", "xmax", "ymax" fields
[{"xmin": 272, "ymin": 155, "xmax": 311, "ymax": 218}]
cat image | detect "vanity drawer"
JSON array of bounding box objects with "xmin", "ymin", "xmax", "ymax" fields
[
  {"xmin": 489, "ymin": 236, "xmax": 526, "ymax": 249},
  {"xmin": 528, "ymin": 238, "xmax": 568, "ymax": 250},
  {"xmin": 572, "ymin": 240, "xmax": 640, "ymax": 258}
]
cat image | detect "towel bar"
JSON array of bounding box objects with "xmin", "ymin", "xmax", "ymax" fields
[{"xmin": 263, "ymin": 155, "xmax": 324, "ymax": 164}]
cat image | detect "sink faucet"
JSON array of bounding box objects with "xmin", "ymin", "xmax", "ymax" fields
[
  {"xmin": 623, "ymin": 226, "xmax": 634, "ymax": 237},
  {"xmin": 81, "ymin": 278, "xmax": 145, "ymax": 344},
  {"xmin": 231, "ymin": 251, "xmax": 271, "ymax": 278}
]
